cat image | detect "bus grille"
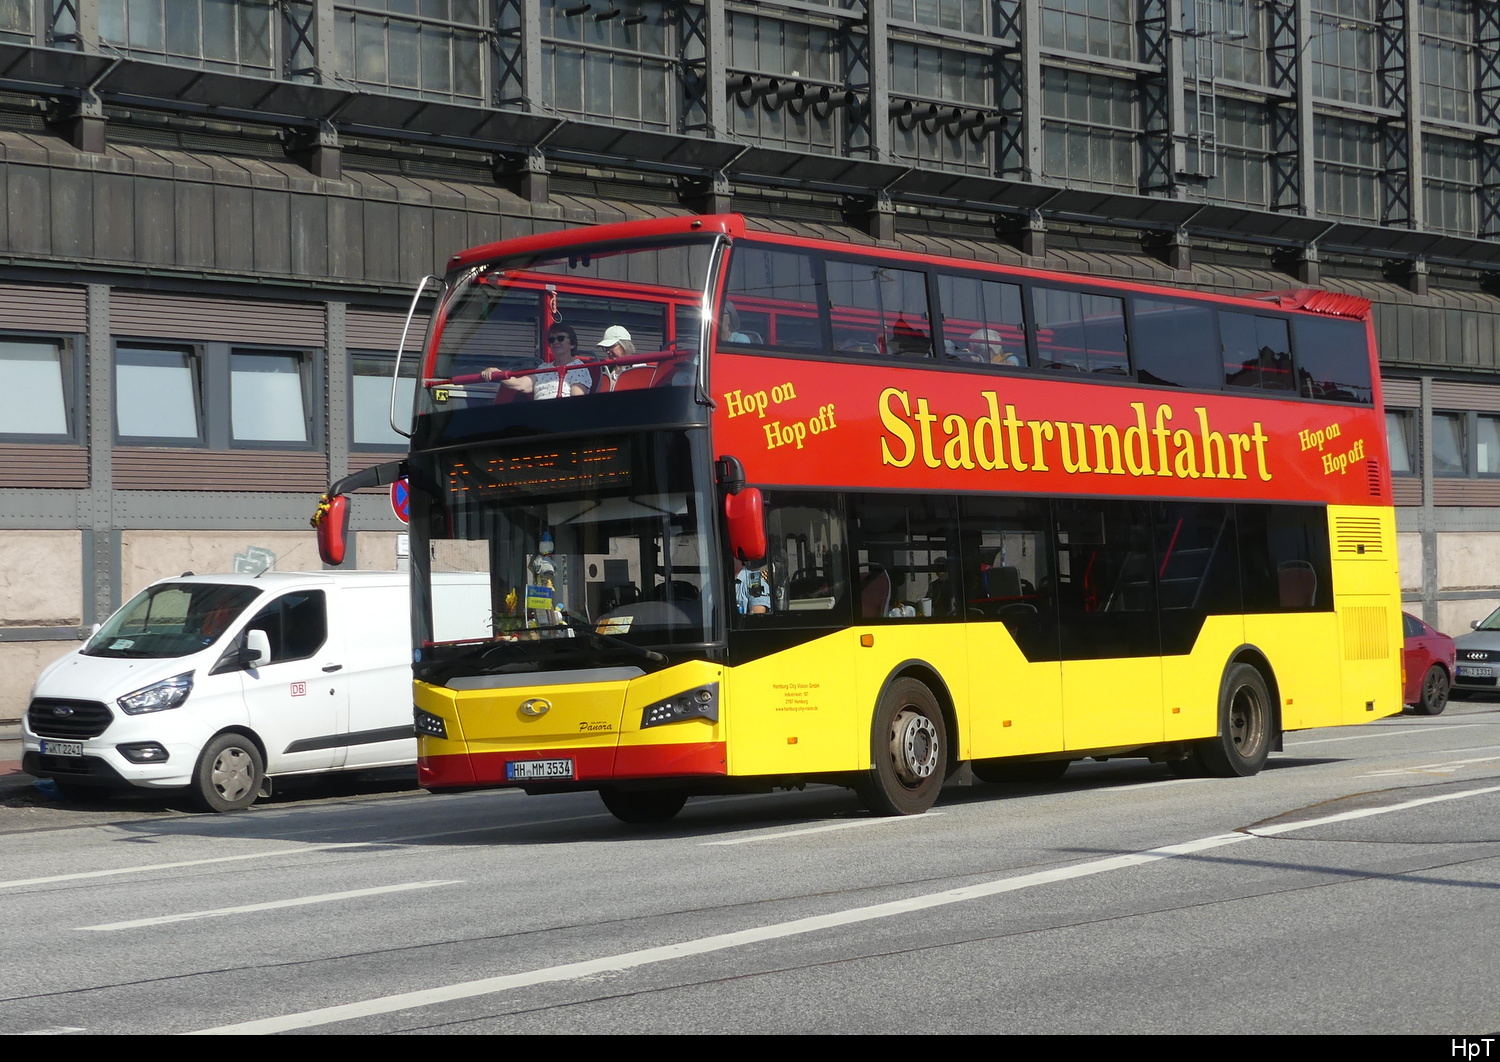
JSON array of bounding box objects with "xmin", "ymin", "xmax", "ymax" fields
[
  {"xmin": 1333, "ymin": 515, "xmax": 1384, "ymax": 556},
  {"xmin": 28, "ymin": 698, "xmax": 113, "ymax": 738},
  {"xmin": 1342, "ymin": 607, "xmax": 1390, "ymax": 661}
]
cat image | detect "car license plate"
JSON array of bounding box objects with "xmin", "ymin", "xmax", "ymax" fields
[
  {"xmin": 506, "ymin": 758, "xmax": 574, "ymax": 781},
  {"xmin": 41, "ymin": 740, "xmax": 83, "ymax": 757},
  {"xmin": 1458, "ymin": 666, "xmax": 1493, "ymax": 678}
]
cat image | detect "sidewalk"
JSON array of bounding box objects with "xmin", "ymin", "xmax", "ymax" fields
[{"xmin": 0, "ymin": 719, "xmax": 35, "ymax": 796}]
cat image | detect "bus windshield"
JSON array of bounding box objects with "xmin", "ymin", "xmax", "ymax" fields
[
  {"xmin": 412, "ymin": 431, "xmax": 716, "ymax": 681},
  {"xmin": 421, "ymin": 238, "xmax": 717, "ymax": 416}
]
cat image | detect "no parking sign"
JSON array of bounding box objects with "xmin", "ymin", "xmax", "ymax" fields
[{"xmin": 390, "ymin": 477, "xmax": 410, "ymax": 524}]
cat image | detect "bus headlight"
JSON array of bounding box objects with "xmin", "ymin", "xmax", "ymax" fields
[
  {"xmin": 641, "ymin": 683, "xmax": 719, "ymax": 729},
  {"xmin": 117, "ymin": 672, "xmax": 194, "ymax": 715},
  {"xmin": 414, "ymin": 707, "xmax": 448, "ymax": 739}
]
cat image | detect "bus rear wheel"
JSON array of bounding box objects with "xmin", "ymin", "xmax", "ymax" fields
[
  {"xmin": 1196, "ymin": 663, "xmax": 1273, "ymax": 778},
  {"xmin": 856, "ymin": 677, "xmax": 947, "ymax": 816},
  {"xmin": 599, "ymin": 787, "xmax": 688, "ymax": 824}
]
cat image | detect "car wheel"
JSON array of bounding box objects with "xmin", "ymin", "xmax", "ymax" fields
[
  {"xmin": 598, "ymin": 787, "xmax": 688, "ymax": 824},
  {"xmin": 971, "ymin": 758, "xmax": 1069, "ymax": 784},
  {"xmin": 1196, "ymin": 663, "xmax": 1273, "ymax": 778},
  {"xmin": 191, "ymin": 733, "xmax": 264, "ymax": 813},
  {"xmin": 855, "ymin": 677, "xmax": 947, "ymax": 816},
  {"xmin": 1414, "ymin": 665, "xmax": 1450, "ymax": 716}
]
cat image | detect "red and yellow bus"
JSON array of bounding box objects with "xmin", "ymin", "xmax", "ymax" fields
[{"xmin": 321, "ymin": 214, "xmax": 1401, "ymax": 822}]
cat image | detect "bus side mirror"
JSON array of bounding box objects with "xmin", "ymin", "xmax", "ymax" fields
[
  {"xmin": 725, "ymin": 487, "xmax": 767, "ymax": 566},
  {"xmin": 313, "ymin": 493, "xmax": 349, "ymax": 566}
]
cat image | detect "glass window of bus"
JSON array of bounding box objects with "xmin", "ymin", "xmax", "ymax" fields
[
  {"xmin": 1130, "ymin": 297, "xmax": 1221, "ymax": 390},
  {"xmin": 1053, "ymin": 499, "xmax": 1160, "ymax": 658},
  {"xmin": 1221, "ymin": 311, "xmax": 1294, "ymax": 392},
  {"xmin": 1289, "ymin": 316, "xmax": 1373, "ymax": 403},
  {"xmin": 827, "ymin": 260, "xmax": 932, "ymax": 359},
  {"xmin": 1236, "ymin": 503, "xmax": 1332, "ymax": 612},
  {"xmin": 1152, "ymin": 502, "xmax": 1241, "ymax": 613},
  {"xmin": 721, "ymin": 244, "xmax": 825, "ymax": 352},
  {"xmin": 736, "ymin": 495, "xmax": 850, "ymax": 625},
  {"xmin": 1031, "ymin": 286, "xmax": 1129, "ymax": 376},
  {"xmin": 414, "ymin": 432, "xmax": 713, "ymax": 677},
  {"xmin": 847, "ymin": 495, "xmax": 959, "ymax": 621},
  {"xmin": 936, "ymin": 273, "xmax": 1028, "ymax": 368},
  {"xmin": 958, "ymin": 495, "xmax": 1059, "ymax": 661}
]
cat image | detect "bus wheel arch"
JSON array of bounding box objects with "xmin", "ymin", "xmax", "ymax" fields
[
  {"xmin": 1195, "ymin": 651, "xmax": 1278, "ymax": 778},
  {"xmin": 855, "ymin": 664, "xmax": 955, "ymax": 816}
]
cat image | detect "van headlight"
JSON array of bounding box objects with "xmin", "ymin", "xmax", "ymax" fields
[{"xmin": 117, "ymin": 672, "xmax": 195, "ymax": 715}]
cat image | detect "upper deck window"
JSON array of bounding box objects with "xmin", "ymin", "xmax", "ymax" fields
[
  {"xmin": 827, "ymin": 260, "xmax": 932, "ymax": 359},
  {"xmin": 937, "ymin": 274, "xmax": 1027, "ymax": 368},
  {"xmin": 1290, "ymin": 316, "xmax": 1373, "ymax": 404},
  {"xmin": 1130, "ymin": 298, "xmax": 1220, "ymax": 390},
  {"xmin": 722, "ymin": 245, "xmax": 824, "ymax": 352},
  {"xmin": 1031, "ymin": 287, "xmax": 1129, "ymax": 376},
  {"xmin": 1221, "ymin": 312, "xmax": 1294, "ymax": 393}
]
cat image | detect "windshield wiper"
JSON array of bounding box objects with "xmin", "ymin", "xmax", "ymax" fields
[{"xmin": 554, "ymin": 610, "xmax": 667, "ymax": 664}]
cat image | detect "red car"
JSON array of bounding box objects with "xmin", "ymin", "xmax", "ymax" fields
[{"xmin": 1403, "ymin": 612, "xmax": 1456, "ymax": 715}]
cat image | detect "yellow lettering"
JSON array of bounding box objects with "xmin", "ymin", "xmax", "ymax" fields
[
  {"xmin": 1196, "ymin": 407, "xmax": 1228, "ymax": 479},
  {"xmin": 943, "ymin": 414, "xmax": 976, "ymax": 469},
  {"xmin": 1091, "ymin": 424, "xmax": 1124, "ymax": 475},
  {"xmin": 974, "ymin": 392, "xmax": 1008, "ymax": 470},
  {"xmin": 1057, "ymin": 422, "xmax": 1090, "ymax": 474},
  {"xmin": 1124, "ymin": 402, "xmax": 1154, "ymax": 477},
  {"xmin": 879, "ymin": 388, "xmax": 915, "ymax": 467},
  {"xmin": 1172, "ymin": 429, "xmax": 1201, "ymax": 478},
  {"xmin": 1027, "ymin": 420, "xmax": 1054, "ymax": 472}
]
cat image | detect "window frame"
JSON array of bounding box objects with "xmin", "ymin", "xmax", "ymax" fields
[
  {"xmin": 113, "ymin": 342, "xmax": 207, "ymax": 447},
  {"xmin": 228, "ymin": 345, "xmax": 321, "ymax": 451},
  {"xmin": 0, "ymin": 331, "xmax": 84, "ymax": 444},
  {"xmin": 350, "ymin": 349, "xmax": 417, "ymax": 452}
]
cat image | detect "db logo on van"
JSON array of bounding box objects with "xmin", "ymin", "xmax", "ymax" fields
[{"xmin": 290, "ymin": 682, "xmax": 307, "ymax": 697}]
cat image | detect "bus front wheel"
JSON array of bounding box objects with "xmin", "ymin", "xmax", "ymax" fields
[
  {"xmin": 1196, "ymin": 664, "xmax": 1273, "ymax": 778},
  {"xmin": 856, "ymin": 678, "xmax": 947, "ymax": 816},
  {"xmin": 599, "ymin": 787, "xmax": 688, "ymax": 824}
]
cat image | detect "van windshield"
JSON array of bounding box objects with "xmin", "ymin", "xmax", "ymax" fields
[{"xmin": 83, "ymin": 583, "xmax": 263, "ymax": 659}]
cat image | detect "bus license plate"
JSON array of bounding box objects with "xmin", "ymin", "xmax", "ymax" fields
[
  {"xmin": 41, "ymin": 740, "xmax": 83, "ymax": 757},
  {"xmin": 506, "ymin": 758, "xmax": 574, "ymax": 781},
  {"xmin": 1458, "ymin": 666, "xmax": 1493, "ymax": 678}
]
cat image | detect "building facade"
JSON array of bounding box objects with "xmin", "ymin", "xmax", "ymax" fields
[{"xmin": 2, "ymin": 0, "xmax": 1500, "ymax": 713}]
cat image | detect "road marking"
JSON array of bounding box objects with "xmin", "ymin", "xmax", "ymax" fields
[
  {"xmin": 1360, "ymin": 754, "xmax": 1500, "ymax": 778},
  {"xmin": 702, "ymin": 813, "xmax": 943, "ymax": 846},
  {"xmin": 18, "ymin": 1027, "xmax": 87, "ymax": 1035},
  {"xmin": 1289, "ymin": 724, "xmax": 1487, "ymax": 746},
  {"xmin": 76, "ymin": 880, "xmax": 462, "ymax": 931},
  {"xmin": 187, "ymin": 781, "xmax": 1500, "ymax": 1035}
]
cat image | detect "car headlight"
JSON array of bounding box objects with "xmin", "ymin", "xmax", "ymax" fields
[{"xmin": 117, "ymin": 672, "xmax": 195, "ymax": 715}]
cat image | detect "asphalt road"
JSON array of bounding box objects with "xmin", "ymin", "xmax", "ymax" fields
[{"xmin": 1, "ymin": 704, "xmax": 1497, "ymax": 1035}]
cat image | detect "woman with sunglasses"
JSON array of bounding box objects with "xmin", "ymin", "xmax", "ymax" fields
[{"xmin": 482, "ymin": 323, "xmax": 592, "ymax": 399}]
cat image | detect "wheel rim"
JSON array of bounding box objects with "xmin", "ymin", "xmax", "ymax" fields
[
  {"xmin": 1228, "ymin": 684, "xmax": 1267, "ymax": 754},
  {"xmin": 1425, "ymin": 669, "xmax": 1448, "ymax": 711},
  {"xmin": 212, "ymin": 748, "xmax": 255, "ymax": 802},
  {"xmin": 889, "ymin": 708, "xmax": 940, "ymax": 785}
]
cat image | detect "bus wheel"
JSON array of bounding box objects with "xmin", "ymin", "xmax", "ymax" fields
[
  {"xmin": 190, "ymin": 733, "xmax": 264, "ymax": 813},
  {"xmin": 599, "ymin": 787, "xmax": 688, "ymax": 824},
  {"xmin": 857, "ymin": 678, "xmax": 947, "ymax": 816},
  {"xmin": 1196, "ymin": 664, "xmax": 1273, "ymax": 778},
  {"xmin": 1414, "ymin": 665, "xmax": 1450, "ymax": 716},
  {"xmin": 971, "ymin": 758, "xmax": 1069, "ymax": 784}
]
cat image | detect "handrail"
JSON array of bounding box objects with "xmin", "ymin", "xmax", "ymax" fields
[{"xmin": 389, "ymin": 274, "xmax": 444, "ymax": 438}]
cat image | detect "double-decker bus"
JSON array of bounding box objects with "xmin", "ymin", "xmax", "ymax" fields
[{"xmin": 316, "ymin": 214, "xmax": 1401, "ymax": 823}]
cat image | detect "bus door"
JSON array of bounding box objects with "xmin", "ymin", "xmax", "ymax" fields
[{"xmin": 1053, "ymin": 501, "xmax": 1166, "ymax": 750}]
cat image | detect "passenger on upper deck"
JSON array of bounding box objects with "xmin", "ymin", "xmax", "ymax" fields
[
  {"xmin": 969, "ymin": 328, "xmax": 1021, "ymax": 367},
  {"xmin": 482, "ymin": 323, "xmax": 592, "ymax": 399}
]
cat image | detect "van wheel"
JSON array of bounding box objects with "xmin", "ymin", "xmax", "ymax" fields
[
  {"xmin": 1196, "ymin": 664, "xmax": 1273, "ymax": 778},
  {"xmin": 972, "ymin": 758, "xmax": 1070, "ymax": 784},
  {"xmin": 855, "ymin": 677, "xmax": 947, "ymax": 816},
  {"xmin": 599, "ymin": 787, "xmax": 687, "ymax": 824},
  {"xmin": 191, "ymin": 734, "xmax": 264, "ymax": 813}
]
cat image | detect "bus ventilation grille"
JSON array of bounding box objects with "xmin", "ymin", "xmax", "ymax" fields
[
  {"xmin": 1333, "ymin": 515, "xmax": 1384, "ymax": 556},
  {"xmin": 1343, "ymin": 606, "xmax": 1390, "ymax": 661},
  {"xmin": 1367, "ymin": 459, "xmax": 1382, "ymax": 497}
]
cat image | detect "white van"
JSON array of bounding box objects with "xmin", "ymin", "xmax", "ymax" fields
[{"xmin": 21, "ymin": 571, "xmax": 421, "ymax": 812}]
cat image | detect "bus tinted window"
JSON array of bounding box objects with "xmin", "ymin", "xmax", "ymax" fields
[
  {"xmin": 1053, "ymin": 499, "xmax": 1159, "ymax": 658},
  {"xmin": 1291, "ymin": 316, "xmax": 1373, "ymax": 404},
  {"xmin": 742, "ymin": 494, "xmax": 849, "ymax": 626},
  {"xmin": 723, "ymin": 245, "xmax": 823, "ymax": 352},
  {"xmin": 959, "ymin": 495, "xmax": 1059, "ymax": 661},
  {"xmin": 1221, "ymin": 312, "xmax": 1294, "ymax": 392},
  {"xmin": 937, "ymin": 273, "xmax": 1027, "ymax": 368},
  {"xmin": 1237, "ymin": 503, "xmax": 1333, "ymax": 612},
  {"xmin": 828, "ymin": 260, "xmax": 932, "ymax": 358},
  {"xmin": 848, "ymin": 495, "xmax": 960, "ymax": 621},
  {"xmin": 1130, "ymin": 297, "xmax": 1221, "ymax": 390},
  {"xmin": 1032, "ymin": 288, "xmax": 1129, "ymax": 376}
]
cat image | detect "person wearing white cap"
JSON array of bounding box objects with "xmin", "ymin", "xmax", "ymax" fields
[
  {"xmin": 969, "ymin": 327, "xmax": 1020, "ymax": 367},
  {"xmin": 596, "ymin": 324, "xmax": 636, "ymax": 359}
]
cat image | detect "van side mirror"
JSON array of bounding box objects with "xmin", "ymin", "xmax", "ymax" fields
[
  {"xmin": 724, "ymin": 486, "xmax": 767, "ymax": 566},
  {"xmin": 239, "ymin": 629, "xmax": 271, "ymax": 668}
]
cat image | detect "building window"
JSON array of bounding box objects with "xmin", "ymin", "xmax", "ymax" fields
[
  {"xmin": 1, "ymin": 0, "xmax": 33, "ymax": 43},
  {"xmin": 727, "ymin": 11, "xmax": 840, "ymax": 153},
  {"xmin": 0, "ymin": 338, "xmax": 73, "ymax": 439},
  {"xmin": 889, "ymin": 40, "xmax": 994, "ymax": 174},
  {"xmin": 230, "ymin": 350, "xmax": 311, "ymax": 445},
  {"xmin": 1314, "ymin": 114, "xmax": 1381, "ymax": 223},
  {"xmin": 543, "ymin": 0, "xmax": 674, "ymax": 130},
  {"xmin": 351, "ymin": 353, "xmax": 415, "ymax": 449},
  {"xmin": 1424, "ymin": 134, "xmax": 1477, "ymax": 237},
  {"xmin": 98, "ymin": 0, "xmax": 275, "ymax": 75},
  {"xmin": 1309, "ymin": 0, "xmax": 1378, "ymax": 106},
  {"xmin": 1185, "ymin": 0, "xmax": 1267, "ymax": 86},
  {"xmin": 1386, "ymin": 410, "xmax": 1415, "ymax": 474},
  {"xmin": 116, "ymin": 346, "xmax": 202, "ymax": 442},
  {"xmin": 1432, "ymin": 412, "xmax": 1466, "ymax": 475},
  {"xmin": 1420, "ymin": 0, "xmax": 1475, "ymax": 123},
  {"xmin": 887, "ymin": 0, "xmax": 985, "ymax": 35},
  {"xmin": 1039, "ymin": 0, "xmax": 1134, "ymax": 62},
  {"xmin": 1041, "ymin": 67, "xmax": 1138, "ymax": 192},
  {"xmin": 1197, "ymin": 96, "xmax": 1271, "ymax": 208},
  {"xmin": 1477, "ymin": 415, "xmax": 1500, "ymax": 475},
  {"xmin": 330, "ymin": 0, "xmax": 486, "ymax": 102}
]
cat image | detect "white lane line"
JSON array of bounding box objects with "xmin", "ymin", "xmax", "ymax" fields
[
  {"xmin": 190, "ymin": 781, "xmax": 1500, "ymax": 1036},
  {"xmin": 1360, "ymin": 754, "xmax": 1500, "ymax": 778},
  {"xmin": 0, "ymin": 812, "xmax": 613, "ymax": 891},
  {"xmin": 76, "ymin": 880, "xmax": 462, "ymax": 932},
  {"xmin": 702, "ymin": 814, "xmax": 944, "ymax": 846},
  {"xmin": 18, "ymin": 1027, "xmax": 87, "ymax": 1035},
  {"xmin": 1289, "ymin": 724, "xmax": 1487, "ymax": 746}
]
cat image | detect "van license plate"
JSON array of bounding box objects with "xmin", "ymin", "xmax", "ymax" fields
[
  {"xmin": 41, "ymin": 740, "xmax": 83, "ymax": 757},
  {"xmin": 506, "ymin": 758, "xmax": 573, "ymax": 781},
  {"xmin": 1458, "ymin": 666, "xmax": 1493, "ymax": 678}
]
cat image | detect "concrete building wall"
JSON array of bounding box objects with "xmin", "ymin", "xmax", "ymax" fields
[
  {"xmin": 0, "ymin": 531, "xmax": 82, "ymax": 626},
  {"xmin": 118, "ymin": 530, "xmax": 326, "ymax": 601}
]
